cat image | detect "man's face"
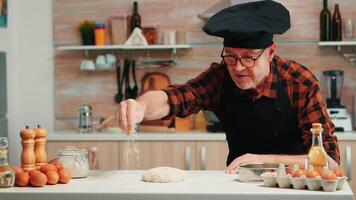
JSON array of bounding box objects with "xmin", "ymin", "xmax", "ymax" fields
[{"xmin": 223, "ymin": 44, "xmax": 276, "ymax": 90}]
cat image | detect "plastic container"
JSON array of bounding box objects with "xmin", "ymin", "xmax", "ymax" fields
[
  {"xmin": 95, "ymin": 23, "xmax": 106, "ymax": 45},
  {"xmin": 58, "ymin": 147, "xmax": 89, "ymax": 178},
  {"xmin": 110, "ymin": 15, "xmax": 128, "ymax": 45},
  {"xmin": 142, "ymin": 25, "xmax": 158, "ymax": 44}
]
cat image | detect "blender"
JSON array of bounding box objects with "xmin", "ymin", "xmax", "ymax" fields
[{"xmin": 323, "ymin": 70, "xmax": 352, "ymax": 131}]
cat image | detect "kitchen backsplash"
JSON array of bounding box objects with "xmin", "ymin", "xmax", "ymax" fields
[{"xmin": 54, "ymin": 0, "xmax": 356, "ymax": 130}]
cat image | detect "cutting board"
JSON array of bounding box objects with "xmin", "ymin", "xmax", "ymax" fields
[
  {"xmin": 140, "ymin": 72, "xmax": 173, "ymax": 128},
  {"xmin": 141, "ymin": 72, "xmax": 171, "ymax": 93}
]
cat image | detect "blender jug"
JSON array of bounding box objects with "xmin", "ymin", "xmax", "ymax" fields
[{"xmin": 322, "ymin": 70, "xmax": 344, "ymax": 108}]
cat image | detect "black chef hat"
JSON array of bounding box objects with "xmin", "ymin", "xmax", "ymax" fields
[{"xmin": 203, "ymin": 0, "xmax": 290, "ymax": 49}]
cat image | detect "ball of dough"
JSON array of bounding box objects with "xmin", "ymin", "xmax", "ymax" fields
[{"xmin": 141, "ymin": 167, "xmax": 186, "ymax": 183}]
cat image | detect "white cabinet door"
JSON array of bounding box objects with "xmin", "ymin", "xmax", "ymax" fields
[
  {"xmin": 119, "ymin": 141, "xmax": 196, "ymax": 170},
  {"xmin": 196, "ymin": 141, "xmax": 229, "ymax": 170}
]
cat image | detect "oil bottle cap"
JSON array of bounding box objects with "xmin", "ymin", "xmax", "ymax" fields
[
  {"xmin": 312, "ymin": 123, "xmax": 322, "ymax": 129},
  {"xmin": 311, "ymin": 123, "xmax": 323, "ymax": 135}
]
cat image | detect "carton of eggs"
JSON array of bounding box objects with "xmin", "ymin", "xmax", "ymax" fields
[{"xmin": 261, "ymin": 164, "xmax": 347, "ymax": 192}]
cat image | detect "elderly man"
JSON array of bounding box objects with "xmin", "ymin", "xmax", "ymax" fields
[{"xmin": 106, "ymin": 0, "xmax": 339, "ymax": 173}]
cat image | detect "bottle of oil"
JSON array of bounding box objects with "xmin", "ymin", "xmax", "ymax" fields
[
  {"xmin": 130, "ymin": 1, "xmax": 141, "ymax": 33},
  {"xmin": 307, "ymin": 123, "xmax": 328, "ymax": 174},
  {"xmin": 0, "ymin": 137, "xmax": 15, "ymax": 188}
]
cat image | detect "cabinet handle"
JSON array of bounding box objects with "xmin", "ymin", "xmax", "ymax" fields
[
  {"xmin": 90, "ymin": 146, "xmax": 99, "ymax": 170},
  {"xmin": 185, "ymin": 146, "xmax": 191, "ymax": 170},
  {"xmin": 200, "ymin": 146, "xmax": 206, "ymax": 170},
  {"xmin": 346, "ymin": 146, "xmax": 352, "ymax": 182}
]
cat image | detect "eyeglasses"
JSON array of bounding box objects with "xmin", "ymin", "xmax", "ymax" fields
[{"xmin": 221, "ymin": 48, "xmax": 265, "ymax": 68}]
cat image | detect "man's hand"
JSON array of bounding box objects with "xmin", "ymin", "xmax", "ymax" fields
[
  {"xmin": 225, "ymin": 153, "xmax": 272, "ymax": 174},
  {"xmin": 116, "ymin": 99, "xmax": 146, "ymax": 134}
]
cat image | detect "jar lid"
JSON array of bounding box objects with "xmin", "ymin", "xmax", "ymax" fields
[
  {"xmin": 58, "ymin": 147, "xmax": 88, "ymax": 157},
  {"xmin": 78, "ymin": 103, "xmax": 92, "ymax": 112},
  {"xmin": 95, "ymin": 23, "xmax": 106, "ymax": 28}
]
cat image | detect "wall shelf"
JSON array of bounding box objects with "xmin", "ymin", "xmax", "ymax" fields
[
  {"xmin": 55, "ymin": 44, "xmax": 191, "ymax": 53},
  {"xmin": 318, "ymin": 41, "xmax": 356, "ymax": 46},
  {"xmin": 318, "ymin": 41, "xmax": 356, "ymax": 66},
  {"xmin": 319, "ymin": 41, "xmax": 356, "ymax": 52},
  {"xmin": 55, "ymin": 44, "xmax": 192, "ymax": 64}
]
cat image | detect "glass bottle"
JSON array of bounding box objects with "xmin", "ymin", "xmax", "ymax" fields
[
  {"xmin": 320, "ymin": 0, "xmax": 332, "ymax": 41},
  {"xmin": 0, "ymin": 137, "xmax": 15, "ymax": 188},
  {"xmin": 332, "ymin": 4, "xmax": 342, "ymax": 41},
  {"xmin": 130, "ymin": 1, "xmax": 141, "ymax": 33},
  {"xmin": 306, "ymin": 123, "xmax": 329, "ymax": 174}
]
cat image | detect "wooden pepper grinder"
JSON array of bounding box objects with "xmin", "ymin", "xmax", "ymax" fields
[
  {"xmin": 20, "ymin": 126, "xmax": 36, "ymax": 172},
  {"xmin": 34, "ymin": 125, "xmax": 47, "ymax": 169}
]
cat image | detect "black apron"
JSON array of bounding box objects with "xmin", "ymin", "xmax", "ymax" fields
[{"xmin": 214, "ymin": 64, "xmax": 306, "ymax": 166}]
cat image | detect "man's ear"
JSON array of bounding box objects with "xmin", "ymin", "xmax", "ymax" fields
[{"xmin": 268, "ymin": 43, "xmax": 277, "ymax": 61}]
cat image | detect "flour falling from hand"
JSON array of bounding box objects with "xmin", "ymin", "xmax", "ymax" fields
[{"xmin": 124, "ymin": 124, "xmax": 140, "ymax": 169}]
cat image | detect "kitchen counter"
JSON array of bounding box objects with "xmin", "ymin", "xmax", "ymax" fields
[
  {"xmin": 47, "ymin": 130, "xmax": 356, "ymax": 141},
  {"xmin": 1, "ymin": 170, "xmax": 353, "ymax": 200}
]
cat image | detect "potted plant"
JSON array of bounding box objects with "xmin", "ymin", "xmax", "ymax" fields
[{"xmin": 78, "ymin": 20, "xmax": 95, "ymax": 45}]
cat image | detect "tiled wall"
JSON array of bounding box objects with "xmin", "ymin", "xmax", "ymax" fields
[{"xmin": 54, "ymin": 0, "xmax": 356, "ymax": 130}]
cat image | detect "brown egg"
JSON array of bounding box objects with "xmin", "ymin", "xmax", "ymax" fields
[
  {"xmin": 29, "ymin": 170, "xmax": 47, "ymax": 187},
  {"xmin": 306, "ymin": 169, "xmax": 320, "ymax": 178},
  {"xmin": 322, "ymin": 171, "xmax": 337, "ymax": 180},
  {"xmin": 52, "ymin": 162, "xmax": 64, "ymax": 172},
  {"xmin": 58, "ymin": 169, "xmax": 71, "ymax": 184},
  {"xmin": 15, "ymin": 172, "xmax": 30, "ymax": 187},
  {"xmin": 333, "ymin": 168, "xmax": 345, "ymax": 177},
  {"xmin": 39, "ymin": 164, "xmax": 58, "ymax": 174},
  {"xmin": 46, "ymin": 170, "xmax": 59, "ymax": 185},
  {"xmin": 11, "ymin": 165, "xmax": 24, "ymax": 175},
  {"xmin": 293, "ymin": 169, "xmax": 306, "ymax": 178}
]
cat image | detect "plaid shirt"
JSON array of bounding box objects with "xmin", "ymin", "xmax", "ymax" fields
[{"xmin": 163, "ymin": 55, "xmax": 340, "ymax": 164}]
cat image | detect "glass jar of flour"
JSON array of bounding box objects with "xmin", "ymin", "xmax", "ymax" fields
[{"xmin": 58, "ymin": 147, "xmax": 89, "ymax": 178}]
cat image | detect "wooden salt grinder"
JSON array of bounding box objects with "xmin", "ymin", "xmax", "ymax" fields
[
  {"xmin": 34, "ymin": 125, "xmax": 47, "ymax": 169},
  {"xmin": 20, "ymin": 126, "xmax": 36, "ymax": 172}
]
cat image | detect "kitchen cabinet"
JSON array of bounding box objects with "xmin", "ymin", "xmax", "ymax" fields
[
  {"xmin": 196, "ymin": 141, "xmax": 228, "ymax": 170},
  {"xmin": 338, "ymin": 141, "xmax": 356, "ymax": 195},
  {"xmin": 47, "ymin": 140, "xmax": 229, "ymax": 170},
  {"xmin": 119, "ymin": 141, "xmax": 196, "ymax": 170},
  {"xmin": 46, "ymin": 141, "xmax": 120, "ymax": 170}
]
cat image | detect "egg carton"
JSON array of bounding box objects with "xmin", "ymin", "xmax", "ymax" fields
[
  {"xmin": 261, "ymin": 163, "xmax": 347, "ymax": 192},
  {"xmin": 261, "ymin": 173, "xmax": 347, "ymax": 192}
]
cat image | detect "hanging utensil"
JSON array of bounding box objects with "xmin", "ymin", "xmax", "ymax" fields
[
  {"xmin": 114, "ymin": 60, "xmax": 123, "ymax": 103},
  {"xmin": 125, "ymin": 59, "xmax": 137, "ymax": 99},
  {"xmin": 124, "ymin": 59, "xmax": 132, "ymax": 99},
  {"xmin": 131, "ymin": 60, "xmax": 138, "ymax": 98}
]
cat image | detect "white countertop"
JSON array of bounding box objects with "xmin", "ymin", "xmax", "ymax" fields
[
  {"xmin": 47, "ymin": 130, "xmax": 356, "ymax": 141},
  {"xmin": 1, "ymin": 170, "xmax": 353, "ymax": 200}
]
